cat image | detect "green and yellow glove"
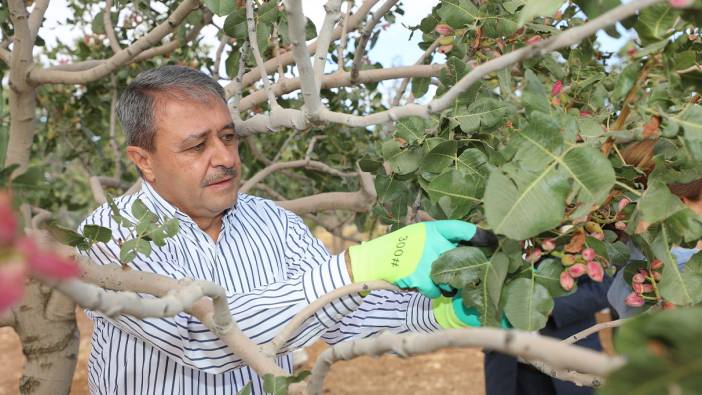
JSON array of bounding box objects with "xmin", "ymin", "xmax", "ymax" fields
[
  {"xmin": 348, "ymin": 220, "xmax": 477, "ymax": 298},
  {"xmin": 432, "ymin": 295, "xmax": 512, "ymax": 329}
]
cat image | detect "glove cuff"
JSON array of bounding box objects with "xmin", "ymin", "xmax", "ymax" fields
[{"xmin": 432, "ymin": 296, "xmax": 481, "ymax": 329}]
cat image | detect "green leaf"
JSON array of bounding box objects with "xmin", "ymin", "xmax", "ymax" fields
[
  {"xmin": 120, "ymin": 239, "xmax": 138, "ymax": 263},
  {"xmin": 83, "ymin": 224, "xmax": 112, "ymax": 243},
  {"xmin": 431, "ymin": 246, "xmax": 490, "ymax": 289},
  {"xmin": 518, "ymin": 0, "xmax": 563, "ymax": 27},
  {"xmin": 131, "ymin": 199, "xmax": 157, "ymax": 223},
  {"xmin": 484, "ymin": 167, "xmax": 569, "ymax": 240},
  {"xmin": 136, "ymin": 239, "xmax": 152, "ymax": 256},
  {"xmin": 423, "ymin": 169, "xmax": 483, "ymax": 218},
  {"xmin": 394, "ymin": 117, "xmax": 425, "ymax": 145},
  {"xmin": 638, "ymin": 180, "xmax": 688, "ymax": 224},
  {"xmin": 383, "ymin": 141, "xmax": 424, "ymax": 175},
  {"xmin": 10, "ymin": 166, "xmax": 47, "ymax": 191},
  {"xmin": 421, "ymin": 141, "xmax": 457, "ymax": 173},
  {"xmin": 47, "ymin": 224, "xmax": 90, "ymax": 250},
  {"xmin": 502, "ymin": 277, "xmax": 554, "ymax": 331},
  {"xmin": 456, "ymin": 148, "xmax": 489, "ymax": 179},
  {"xmin": 225, "ymin": 49, "xmax": 241, "ymax": 79},
  {"xmin": 305, "ymin": 17, "xmax": 317, "ymax": 40},
  {"xmin": 257, "ymin": 1, "xmax": 280, "ymax": 24},
  {"xmin": 561, "ymin": 146, "xmax": 616, "ymax": 206},
  {"xmin": 223, "ymin": 8, "xmax": 247, "ymax": 40},
  {"xmin": 522, "ymin": 70, "xmax": 550, "ymax": 114},
  {"xmin": 204, "ymin": 0, "xmax": 235, "ymax": 16},
  {"xmin": 411, "ymin": 77, "xmax": 430, "ymax": 98},
  {"xmin": 612, "ymin": 63, "xmax": 640, "ymax": 103},
  {"xmin": 262, "ymin": 374, "xmax": 289, "ymax": 395},
  {"xmin": 256, "ymin": 22, "xmax": 271, "ymax": 53},
  {"xmin": 634, "ymin": 4, "xmax": 680, "ymax": 45},
  {"xmin": 535, "ymin": 258, "xmax": 572, "ymax": 298},
  {"xmin": 437, "ymin": 0, "xmax": 479, "ymax": 28},
  {"xmin": 449, "ymin": 97, "xmax": 508, "ymax": 133},
  {"xmin": 602, "ymin": 307, "xmax": 702, "ymax": 395},
  {"xmin": 652, "ymin": 227, "xmax": 702, "ymax": 306},
  {"xmin": 461, "ymin": 252, "xmax": 509, "ymax": 327},
  {"xmin": 573, "ymin": 0, "xmax": 621, "ymax": 37},
  {"xmin": 163, "ymin": 218, "xmax": 180, "ymax": 237},
  {"xmin": 237, "ymin": 382, "xmax": 252, "ymax": 395}
]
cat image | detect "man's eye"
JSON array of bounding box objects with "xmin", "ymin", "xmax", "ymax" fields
[
  {"xmin": 191, "ymin": 142, "xmax": 205, "ymax": 151},
  {"xmin": 222, "ymin": 133, "xmax": 236, "ymax": 143}
]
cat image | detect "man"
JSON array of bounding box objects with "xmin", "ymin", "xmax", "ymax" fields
[{"xmin": 79, "ymin": 66, "xmax": 481, "ymax": 394}]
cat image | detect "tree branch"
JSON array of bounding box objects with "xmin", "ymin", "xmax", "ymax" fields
[
  {"xmin": 274, "ymin": 170, "xmax": 376, "ymax": 215},
  {"xmin": 392, "ymin": 38, "xmax": 440, "ymax": 106},
  {"xmin": 28, "ymin": 0, "xmax": 201, "ymax": 85},
  {"xmin": 337, "ymin": 0, "xmax": 353, "ymax": 71},
  {"xmin": 8, "ymin": 0, "xmax": 34, "ymax": 92},
  {"xmin": 561, "ymin": 318, "xmax": 629, "ymax": 345},
  {"xmin": 313, "ymin": 0, "xmax": 343, "ymax": 95},
  {"xmin": 349, "ymin": 0, "xmax": 399, "ymax": 84},
  {"xmin": 27, "ymin": 0, "xmax": 50, "ymax": 42},
  {"xmin": 0, "ymin": 47, "xmax": 10, "ymax": 65},
  {"xmin": 237, "ymin": 64, "xmax": 442, "ymax": 112},
  {"xmin": 104, "ymin": 0, "xmax": 122, "ymax": 53},
  {"xmin": 224, "ymin": 0, "xmax": 381, "ymax": 97},
  {"xmin": 246, "ymin": 0, "xmax": 279, "ymax": 109},
  {"xmin": 306, "ymin": 329, "xmax": 626, "ymax": 395},
  {"xmin": 239, "ymin": 159, "xmax": 355, "ymax": 194},
  {"xmin": 283, "ymin": 0, "xmax": 321, "ymax": 115},
  {"xmin": 264, "ymin": 280, "xmax": 397, "ymax": 356}
]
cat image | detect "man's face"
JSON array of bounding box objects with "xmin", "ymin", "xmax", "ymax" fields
[{"xmin": 134, "ymin": 94, "xmax": 241, "ymax": 222}]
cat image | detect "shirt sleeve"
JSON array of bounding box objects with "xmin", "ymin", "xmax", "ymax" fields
[{"xmin": 79, "ymin": 202, "xmax": 361, "ymax": 375}]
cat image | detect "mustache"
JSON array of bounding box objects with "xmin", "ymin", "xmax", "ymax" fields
[{"xmin": 202, "ymin": 167, "xmax": 238, "ymax": 186}]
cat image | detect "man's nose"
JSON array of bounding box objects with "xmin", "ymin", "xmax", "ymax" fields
[{"xmin": 211, "ymin": 139, "xmax": 238, "ymax": 169}]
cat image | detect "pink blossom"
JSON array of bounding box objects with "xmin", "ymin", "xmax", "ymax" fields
[
  {"xmin": 567, "ymin": 263, "xmax": 587, "ymax": 278},
  {"xmin": 551, "ymin": 80, "xmax": 563, "ymax": 97},
  {"xmin": 435, "ymin": 24, "xmax": 454, "ymax": 36},
  {"xmin": 0, "ymin": 262, "xmax": 26, "ymax": 312},
  {"xmin": 624, "ymin": 292, "xmax": 645, "ymax": 307},
  {"xmin": 17, "ymin": 238, "xmax": 79, "ymax": 280},
  {"xmin": 560, "ymin": 271, "xmax": 574, "ymax": 291},
  {"xmin": 587, "ymin": 261, "xmax": 604, "ymax": 282},
  {"xmin": 669, "ymin": 0, "xmax": 694, "ymax": 8}
]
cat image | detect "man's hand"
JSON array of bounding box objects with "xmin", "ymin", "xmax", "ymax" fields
[
  {"xmin": 347, "ymin": 220, "xmax": 477, "ymax": 298},
  {"xmin": 432, "ymin": 295, "xmax": 512, "ymax": 329}
]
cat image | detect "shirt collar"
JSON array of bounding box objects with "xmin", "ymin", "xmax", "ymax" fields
[{"xmin": 139, "ymin": 179, "xmax": 239, "ymax": 229}]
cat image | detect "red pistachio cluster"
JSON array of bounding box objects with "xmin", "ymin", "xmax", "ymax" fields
[
  {"xmin": 559, "ymin": 247, "xmax": 606, "ymax": 291},
  {"xmin": 624, "ymin": 259, "xmax": 670, "ymax": 308},
  {"xmin": 0, "ymin": 191, "xmax": 79, "ymax": 311}
]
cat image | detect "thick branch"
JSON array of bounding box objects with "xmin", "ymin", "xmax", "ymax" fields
[
  {"xmin": 313, "ymin": 0, "xmax": 343, "ymax": 94},
  {"xmin": 28, "ymin": 0, "xmax": 201, "ymax": 85},
  {"xmin": 76, "ymin": 258, "xmax": 286, "ymax": 376},
  {"xmin": 238, "ymin": 64, "xmax": 442, "ymax": 112},
  {"xmin": 239, "ymin": 159, "xmax": 354, "ymax": 193},
  {"xmin": 274, "ymin": 170, "xmax": 376, "ymax": 215},
  {"xmin": 349, "ymin": 0, "xmax": 399, "ymax": 84},
  {"xmin": 27, "ymin": 0, "xmax": 50, "ymax": 42},
  {"xmin": 306, "ymin": 329, "xmax": 626, "ymax": 395},
  {"xmin": 284, "ymin": 0, "xmax": 321, "ymax": 114}
]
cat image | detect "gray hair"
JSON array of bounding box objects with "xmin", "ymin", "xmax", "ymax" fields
[{"xmin": 117, "ymin": 65, "xmax": 227, "ymax": 151}]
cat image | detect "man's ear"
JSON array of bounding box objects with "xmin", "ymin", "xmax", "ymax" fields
[{"xmin": 126, "ymin": 146, "xmax": 156, "ymax": 182}]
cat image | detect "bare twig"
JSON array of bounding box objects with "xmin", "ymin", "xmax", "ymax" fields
[
  {"xmin": 676, "ymin": 64, "xmax": 702, "ymax": 74},
  {"xmin": 230, "ymin": 42, "xmax": 250, "ymax": 115},
  {"xmin": 103, "ymin": 0, "xmax": 122, "ymax": 53},
  {"xmin": 349, "ymin": 0, "xmax": 399, "ymax": 84},
  {"xmin": 392, "ymin": 38, "xmax": 440, "ymax": 106},
  {"xmin": 246, "ymin": 0, "xmax": 279, "ymax": 109},
  {"xmin": 337, "ymin": 0, "xmax": 353, "ymax": 71},
  {"xmin": 213, "ymin": 35, "xmax": 229, "ymax": 79},
  {"xmin": 561, "ymin": 318, "xmax": 629, "ymax": 345},
  {"xmin": 28, "ymin": 0, "xmax": 201, "ymax": 85},
  {"xmin": 306, "ymin": 329, "xmax": 626, "ymax": 395},
  {"xmin": 109, "ymin": 75, "xmax": 121, "ymax": 180},
  {"xmin": 239, "ymin": 159, "xmax": 355, "ymax": 194}
]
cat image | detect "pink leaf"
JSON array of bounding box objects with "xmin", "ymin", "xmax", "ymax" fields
[{"xmin": 551, "ymin": 80, "xmax": 563, "ymax": 97}]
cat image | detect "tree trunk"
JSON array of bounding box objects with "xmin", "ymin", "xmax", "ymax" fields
[
  {"xmin": 12, "ymin": 279, "xmax": 79, "ymax": 395},
  {"xmin": 5, "ymin": 88, "xmax": 37, "ymax": 171}
]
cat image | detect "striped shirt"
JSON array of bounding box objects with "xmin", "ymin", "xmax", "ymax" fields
[{"xmin": 79, "ymin": 181, "xmax": 440, "ymax": 394}]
